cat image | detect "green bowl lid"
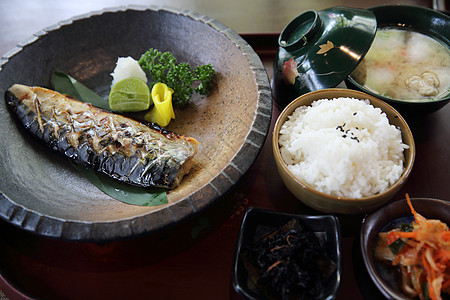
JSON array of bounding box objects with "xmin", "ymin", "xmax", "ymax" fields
[{"xmin": 272, "ymin": 7, "xmax": 377, "ymax": 107}]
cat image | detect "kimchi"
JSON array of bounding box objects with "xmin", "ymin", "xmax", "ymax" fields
[{"xmin": 375, "ymin": 194, "xmax": 450, "ymax": 300}]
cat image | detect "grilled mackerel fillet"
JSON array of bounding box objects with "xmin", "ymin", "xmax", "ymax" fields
[{"xmin": 5, "ymin": 84, "xmax": 198, "ymax": 189}]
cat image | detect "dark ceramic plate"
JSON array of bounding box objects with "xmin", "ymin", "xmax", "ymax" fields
[
  {"xmin": 346, "ymin": 5, "xmax": 450, "ymax": 115},
  {"xmin": 232, "ymin": 207, "xmax": 342, "ymax": 299},
  {"xmin": 360, "ymin": 198, "xmax": 450, "ymax": 299},
  {"xmin": 0, "ymin": 6, "xmax": 272, "ymax": 242}
]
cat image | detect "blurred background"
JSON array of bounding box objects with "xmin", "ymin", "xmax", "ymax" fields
[{"xmin": 1, "ymin": 0, "xmax": 447, "ymax": 56}]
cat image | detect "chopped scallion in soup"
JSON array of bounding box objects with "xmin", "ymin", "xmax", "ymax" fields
[{"xmin": 350, "ymin": 28, "xmax": 450, "ymax": 101}]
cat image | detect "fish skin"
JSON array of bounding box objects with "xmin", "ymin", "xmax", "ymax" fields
[{"xmin": 5, "ymin": 84, "xmax": 198, "ymax": 189}]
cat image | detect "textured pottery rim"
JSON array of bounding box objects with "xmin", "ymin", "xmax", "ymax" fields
[{"xmin": 0, "ymin": 5, "xmax": 272, "ymax": 242}]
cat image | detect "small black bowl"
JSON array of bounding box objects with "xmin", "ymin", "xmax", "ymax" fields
[
  {"xmin": 360, "ymin": 198, "xmax": 450, "ymax": 299},
  {"xmin": 346, "ymin": 5, "xmax": 450, "ymax": 115},
  {"xmin": 232, "ymin": 207, "xmax": 342, "ymax": 299}
]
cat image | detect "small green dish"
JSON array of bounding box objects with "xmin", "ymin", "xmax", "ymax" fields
[{"xmin": 272, "ymin": 7, "xmax": 377, "ymax": 108}]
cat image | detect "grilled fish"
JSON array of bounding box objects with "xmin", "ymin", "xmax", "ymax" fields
[{"xmin": 5, "ymin": 84, "xmax": 198, "ymax": 189}]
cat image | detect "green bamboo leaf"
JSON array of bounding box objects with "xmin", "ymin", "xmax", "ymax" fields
[
  {"xmin": 51, "ymin": 71, "xmax": 168, "ymax": 206},
  {"xmin": 51, "ymin": 71, "xmax": 110, "ymax": 110},
  {"xmin": 71, "ymin": 163, "xmax": 167, "ymax": 206}
]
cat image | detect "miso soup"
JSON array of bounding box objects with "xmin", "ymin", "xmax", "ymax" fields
[{"xmin": 350, "ymin": 28, "xmax": 450, "ymax": 101}]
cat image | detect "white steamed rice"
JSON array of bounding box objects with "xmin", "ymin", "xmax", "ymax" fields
[{"xmin": 278, "ymin": 97, "xmax": 409, "ymax": 198}]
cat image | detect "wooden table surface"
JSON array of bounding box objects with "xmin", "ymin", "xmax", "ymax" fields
[{"xmin": 0, "ymin": 0, "xmax": 448, "ymax": 299}]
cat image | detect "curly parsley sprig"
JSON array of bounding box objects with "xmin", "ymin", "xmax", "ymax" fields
[{"xmin": 138, "ymin": 48, "xmax": 215, "ymax": 106}]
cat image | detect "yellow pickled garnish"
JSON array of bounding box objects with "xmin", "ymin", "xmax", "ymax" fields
[{"xmin": 144, "ymin": 82, "xmax": 175, "ymax": 127}]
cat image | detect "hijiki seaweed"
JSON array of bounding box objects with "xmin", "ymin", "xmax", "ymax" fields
[{"xmin": 242, "ymin": 218, "xmax": 336, "ymax": 299}]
